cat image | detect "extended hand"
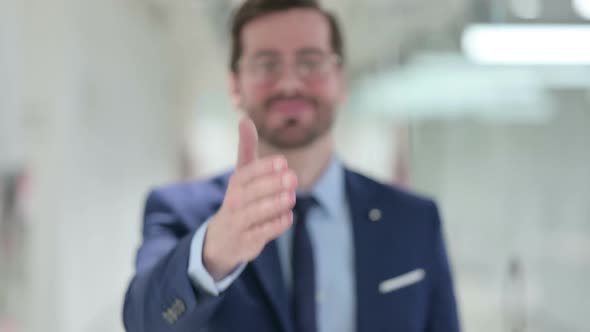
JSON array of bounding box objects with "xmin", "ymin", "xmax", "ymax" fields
[{"xmin": 203, "ymin": 118, "xmax": 297, "ymax": 280}]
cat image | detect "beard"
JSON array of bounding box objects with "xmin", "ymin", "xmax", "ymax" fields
[{"xmin": 245, "ymin": 94, "xmax": 336, "ymax": 150}]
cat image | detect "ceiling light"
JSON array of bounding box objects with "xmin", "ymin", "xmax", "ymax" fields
[{"xmin": 462, "ymin": 24, "xmax": 590, "ymax": 65}]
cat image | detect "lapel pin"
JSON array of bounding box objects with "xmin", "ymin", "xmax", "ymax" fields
[{"xmin": 369, "ymin": 208, "xmax": 382, "ymax": 222}]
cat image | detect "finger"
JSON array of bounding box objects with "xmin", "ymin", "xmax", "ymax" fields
[
  {"xmin": 236, "ymin": 117, "xmax": 258, "ymax": 169},
  {"xmin": 239, "ymin": 191, "xmax": 295, "ymax": 230},
  {"xmin": 241, "ymin": 170, "xmax": 297, "ymax": 207},
  {"xmin": 247, "ymin": 212, "xmax": 293, "ymax": 244},
  {"xmin": 238, "ymin": 214, "xmax": 291, "ymax": 262},
  {"xmin": 231, "ymin": 155, "xmax": 287, "ymax": 187}
]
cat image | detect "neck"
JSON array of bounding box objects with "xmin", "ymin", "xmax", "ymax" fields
[{"xmin": 259, "ymin": 133, "xmax": 334, "ymax": 192}]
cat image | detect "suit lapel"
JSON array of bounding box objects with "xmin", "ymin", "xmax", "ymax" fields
[
  {"xmin": 345, "ymin": 169, "xmax": 389, "ymax": 332},
  {"xmin": 251, "ymin": 241, "xmax": 292, "ymax": 332},
  {"xmin": 216, "ymin": 171, "xmax": 292, "ymax": 332}
]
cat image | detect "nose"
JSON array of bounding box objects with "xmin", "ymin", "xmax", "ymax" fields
[{"xmin": 274, "ymin": 63, "xmax": 304, "ymax": 96}]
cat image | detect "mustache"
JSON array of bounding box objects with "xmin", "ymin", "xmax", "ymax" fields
[{"xmin": 264, "ymin": 94, "xmax": 318, "ymax": 109}]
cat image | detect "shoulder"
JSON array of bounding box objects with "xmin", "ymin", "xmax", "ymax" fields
[
  {"xmin": 344, "ymin": 168, "xmax": 440, "ymax": 225},
  {"xmin": 346, "ymin": 168, "xmax": 436, "ymax": 207},
  {"xmin": 144, "ymin": 171, "xmax": 231, "ymax": 217}
]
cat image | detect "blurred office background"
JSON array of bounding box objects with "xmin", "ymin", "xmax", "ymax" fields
[{"xmin": 1, "ymin": 0, "xmax": 589, "ymax": 331}]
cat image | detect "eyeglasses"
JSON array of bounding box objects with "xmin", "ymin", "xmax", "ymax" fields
[{"xmin": 239, "ymin": 52, "xmax": 341, "ymax": 83}]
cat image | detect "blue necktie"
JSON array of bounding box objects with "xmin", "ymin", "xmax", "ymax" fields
[{"xmin": 292, "ymin": 195, "xmax": 317, "ymax": 332}]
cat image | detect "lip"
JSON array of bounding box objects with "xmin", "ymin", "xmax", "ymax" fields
[{"xmin": 269, "ymin": 99, "xmax": 314, "ymax": 115}]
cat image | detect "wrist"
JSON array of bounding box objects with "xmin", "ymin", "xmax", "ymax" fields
[{"xmin": 203, "ymin": 238, "xmax": 237, "ymax": 281}]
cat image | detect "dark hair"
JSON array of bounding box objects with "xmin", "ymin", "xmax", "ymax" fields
[{"xmin": 229, "ymin": 0, "xmax": 344, "ymax": 73}]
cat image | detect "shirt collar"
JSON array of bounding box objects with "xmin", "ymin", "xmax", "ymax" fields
[{"xmin": 298, "ymin": 156, "xmax": 346, "ymax": 219}]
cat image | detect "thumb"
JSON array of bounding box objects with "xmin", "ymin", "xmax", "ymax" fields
[{"xmin": 236, "ymin": 117, "xmax": 258, "ymax": 168}]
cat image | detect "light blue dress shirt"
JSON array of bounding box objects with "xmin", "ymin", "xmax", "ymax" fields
[{"xmin": 188, "ymin": 158, "xmax": 356, "ymax": 332}]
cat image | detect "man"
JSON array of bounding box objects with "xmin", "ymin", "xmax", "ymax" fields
[{"xmin": 123, "ymin": 0, "xmax": 460, "ymax": 331}]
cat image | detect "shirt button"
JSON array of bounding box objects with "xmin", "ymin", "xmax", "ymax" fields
[{"xmin": 316, "ymin": 291, "xmax": 324, "ymax": 303}]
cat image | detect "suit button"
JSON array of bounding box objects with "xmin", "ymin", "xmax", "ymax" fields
[
  {"xmin": 175, "ymin": 298, "xmax": 186, "ymax": 315},
  {"xmin": 163, "ymin": 310, "xmax": 175, "ymax": 324},
  {"xmin": 163, "ymin": 298, "xmax": 186, "ymax": 324}
]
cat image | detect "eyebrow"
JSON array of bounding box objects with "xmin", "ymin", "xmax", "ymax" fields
[
  {"xmin": 251, "ymin": 48, "xmax": 326, "ymax": 59},
  {"xmin": 296, "ymin": 48, "xmax": 326, "ymax": 57},
  {"xmin": 251, "ymin": 49, "xmax": 280, "ymax": 59}
]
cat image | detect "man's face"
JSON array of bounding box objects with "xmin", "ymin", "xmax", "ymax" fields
[{"xmin": 231, "ymin": 9, "xmax": 346, "ymax": 150}]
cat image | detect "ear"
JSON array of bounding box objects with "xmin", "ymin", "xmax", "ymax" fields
[{"xmin": 229, "ymin": 72, "xmax": 243, "ymax": 111}]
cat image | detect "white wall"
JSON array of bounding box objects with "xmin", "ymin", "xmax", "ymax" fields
[
  {"xmin": 3, "ymin": 1, "xmax": 588, "ymax": 331},
  {"xmin": 1, "ymin": 0, "xmax": 181, "ymax": 331},
  {"xmin": 411, "ymin": 90, "xmax": 590, "ymax": 332}
]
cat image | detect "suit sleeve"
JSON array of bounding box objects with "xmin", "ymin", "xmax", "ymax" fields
[
  {"xmin": 426, "ymin": 201, "xmax": 461, "ymax": 332},
  {"xmin": 122, "ymin": 189, "xmax": 225, "ymax": 332}
]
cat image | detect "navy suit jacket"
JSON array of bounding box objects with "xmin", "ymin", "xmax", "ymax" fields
[{"xmin": 123, "ymin": 168, "xmax": 460, "ymax": 332}]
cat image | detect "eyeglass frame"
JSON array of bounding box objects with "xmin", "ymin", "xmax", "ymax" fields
[{"xmin": 237, "ymin": 49, "xmax": 342, "ymax": 84}]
